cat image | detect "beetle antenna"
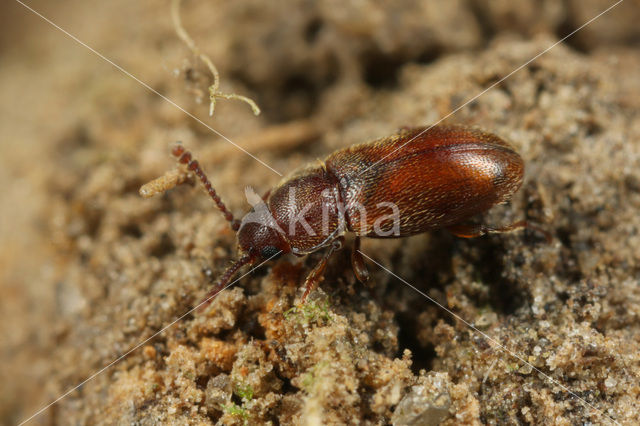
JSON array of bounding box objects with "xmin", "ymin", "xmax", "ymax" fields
[
  {"xmin": 197, "ymin": 253, "xmax": 253, "ymax": 311},
  {"xmin": 172, "ymin": 144, "xmax": 241, "ymax": 231}
]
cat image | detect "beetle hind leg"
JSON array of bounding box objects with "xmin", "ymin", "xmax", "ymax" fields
[
  {"xmin": 447, "ymin": 220, "xmax": 551, "ymax": 242},
  {"xmin": 300, "ymin": 237, "xmax": 344, "ymax": 303}
]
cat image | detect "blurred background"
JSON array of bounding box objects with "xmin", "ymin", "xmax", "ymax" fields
[{"xmin": 1, "ymin": 0, "xmax": 639, "ymax": 424}]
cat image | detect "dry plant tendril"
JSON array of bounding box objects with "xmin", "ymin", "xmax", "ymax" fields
[{"xmin": 171, "ymin": 0, "xmax": 261, "ymax": 117}]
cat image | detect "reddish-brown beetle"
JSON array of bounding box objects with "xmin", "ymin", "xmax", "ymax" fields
[{"xmin": 168, "ymin": 125, "xmax": 541, "ymax": 309}]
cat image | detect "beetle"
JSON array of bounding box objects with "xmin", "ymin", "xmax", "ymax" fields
[{"xmin": 166, "ymin": 125, "xmax": 542, "ymax": 310}]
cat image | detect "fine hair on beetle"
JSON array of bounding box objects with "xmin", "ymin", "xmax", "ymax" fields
[
  {"xmin": 144, "ymin": 125, "xmax": 548, "ymax": 311},
  {"xmin": 242, "ymin": 185, "xmax": 402, "ymax": 241}
]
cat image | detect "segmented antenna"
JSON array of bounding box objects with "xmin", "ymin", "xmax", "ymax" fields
[
  {"xmin": 197, "ymin": 253, "xmax": 253, "ymax": 311},
  {"xmin": 172, "ymin": 144, "xmax": 241, "ymax": 231}
]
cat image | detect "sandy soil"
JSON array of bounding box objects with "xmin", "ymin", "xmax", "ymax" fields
[{"xmin": 1, "ymin": 0, "xmax": 639, "ymax": 424}]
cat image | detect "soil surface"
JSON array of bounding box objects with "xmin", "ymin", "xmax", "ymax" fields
[{"xmin": 2, "ymin": 0, "xmax": 639, "ymax": 425}]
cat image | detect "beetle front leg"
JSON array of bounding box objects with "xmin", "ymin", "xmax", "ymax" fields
[
  {"xmin": 351, "ymin": 236, "xmax": 370, "ymax": 284},
  {"xmin": 447, "ymin": 220, "xmax": 551, "ymax": 242},
  {"xmin": 300, "ymin": 237, "xmax": 344, "ymax": 303}
]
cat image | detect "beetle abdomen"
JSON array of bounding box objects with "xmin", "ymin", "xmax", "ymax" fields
[{"xmin": 325, "ymin": 125, "xmax": 524, "ymax": 237}]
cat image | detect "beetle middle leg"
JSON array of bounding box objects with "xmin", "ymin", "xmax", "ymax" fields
[
  {"xmin": 447, "ymin": 220, "xmax": 551, "ymax": 242},
  {"xmin": 300, "ymin": 237, "xmax": 344, "ymax": 303},
  {"xmin": 351, "ymin": 236, "xmax": 370, "ymax": 284}
]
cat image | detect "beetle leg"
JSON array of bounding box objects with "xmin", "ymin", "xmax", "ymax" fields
[
  {"xmin": 300, "ymin": 237, "xmax": 344, "ymax": 303},
  {"xmin": 447, "ymin": 220, "xmax": 551, "ymax": 242},
  {"xmin": 351, "ymin": 236, "xmax": 370, "ymax": 284}
]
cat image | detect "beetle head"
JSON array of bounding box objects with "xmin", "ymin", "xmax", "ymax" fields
[
  {"xmin": 238, "ymin": 186, "xmax": 291, "ymax": 260},
  {"xmin": 237, "ymin": 220, "xmax": 291, "ymax": 260}
]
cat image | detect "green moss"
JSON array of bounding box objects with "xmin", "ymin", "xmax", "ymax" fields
[
  {"xmin": 505, "ymin": 362, "xmax": 519, "ymax": 373},
  {"xmin": 284, "ymin": 299, "xmax": 332, "ymax": 324},
  {"xmin": 223, "ymin": 403, "xmax": 249, "ymax": 423},
  {"xmin": 234, "ymin": 383, "xmax": 254, "ymax": 402}
]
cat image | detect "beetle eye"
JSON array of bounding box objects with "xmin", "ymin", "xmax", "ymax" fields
[{"xmin": 260, "ymin": 245, "xmax": 280, "ymax": 259}]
